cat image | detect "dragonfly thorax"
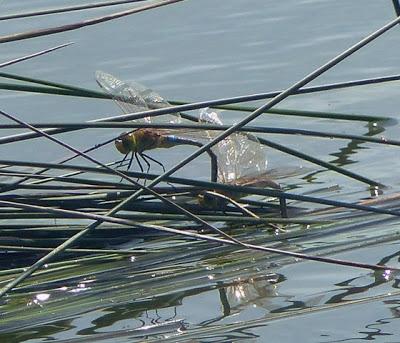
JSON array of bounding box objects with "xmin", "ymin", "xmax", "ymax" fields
[{"xmin": 115, "ymin": 129, "xmax": 164, "ymax": 154}]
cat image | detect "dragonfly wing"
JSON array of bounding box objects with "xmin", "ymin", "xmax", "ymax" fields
[
  {"xmin": 199, "ymin": 107, "xmax": 223, "ymax": 125},
  {"xmin": 232, "ymin": 132, "xmax": 267, "ymax": 179},
  {"xmin": 199, "ymin": 108, "xmax": 240, "ymax": 183},
  {"xmin": 140, "ymin": 89, "xmax": 170, "ymax": 109},
  {"xmin": 139, "ymin": 88, "xmax": 181, "ymax": 124},
  {"xmin": 228, "ymin": 172, "xmax": 281, "ymax": 190},
  {"xmin": 96, "ymin": 71, "xmax": 149, "ymax": 115},
  {"xmin": 199, "ymin": 108, "xmax": 267, "ymax": 183},
  {"xmin": 96, "ymin": 71, "xmax": 181, "ymax": 124}
]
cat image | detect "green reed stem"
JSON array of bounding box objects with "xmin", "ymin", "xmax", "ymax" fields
[
  {"xmin": 0, "ymin": 121, "xmax": 398, "ymax": 146},
  {"xmin": 256, "ymin": 137, "xmax": 380, "ymax": 186},
  {"xmin": 0, "ymin": 199, "xmax": 395, "ymax": 277},
  {"xmin": 0, "ymin": 158, "xmax": 395, "ymax": 216},
  {"xmin": 0, "ymin": 81, "xmax": 390, "ymax": 122},
  {"xmin": 0, "ymin": 70, "xmax": 395, "ymax": 121}
]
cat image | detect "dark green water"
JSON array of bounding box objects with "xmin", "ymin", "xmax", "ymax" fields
[{"xmin": 1, "ymin": 1, "xmax": 400, "ymax": 341}]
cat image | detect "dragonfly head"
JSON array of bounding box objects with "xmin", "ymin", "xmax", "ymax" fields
[{"xmin": 115, "ymin": 131, "xmax": 136, "ymax": 154}]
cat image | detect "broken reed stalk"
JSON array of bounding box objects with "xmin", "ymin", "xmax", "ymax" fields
[
  {"xmin": 0, "ymin": 106, "xmax": 388, "ymax": 145},
  {"xmin": 0, "ymin": 170, "xmax": 130, "ymax": 189},
  {"xmin": 0, "ymin": 245, "xmax": 148, "ymax": 255},
  {"xmin": 0, "ymin": 198, "xmax": 395, "ymax": 273},
  {"xmin": 0, "ymin": 71, "xmax": 108, "ymax": 97},
  {"xmin": 0, "ymin": 183, "xmax": 113, "ymax": 190},
  {"xmin": 0, "ymin": 0, "xmax": 148, "ymax": 21},
  {"xmin": 0, "ymin": 158, "xmax": 397, "ymax": 217},
  {"xmin": 170, "ymin": 72, "xmax": 400, "ymax": 113},
  {"xmin": 1, "ymin": 122, "xmax": 399, "ymax": 147},
  {"xmin": 0, "ymin": 0, "xmax": 184, "ymax": 43},
  {"xmin": 256, "ymin": 137, "xmax": 381, "ymax": 186},
  {"xmin": 1, "ymin": 139, "xmax": 122, "ymax": 193},
  {"xmin": 0, "ymin": 209, "xmax": 327, "ymax": 224},
  {"xmin": 0, "ymin": 75, "xmax": 391, "ymax": 144},
  {"xmin": 0, "ymin": 70, "xmax": 396, "ymax": 121},
  {"xmin": 0, "ymin": 43, "xmax": 73, "ymax": 68}
]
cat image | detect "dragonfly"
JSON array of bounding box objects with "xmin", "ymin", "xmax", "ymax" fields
[
  {"xmin": 96, "ymin": 71, "xmax": 284, "ymax": 214},
  {"xmin": 96, "ymin": 71, "xmax": 218, "ymax": 181}
]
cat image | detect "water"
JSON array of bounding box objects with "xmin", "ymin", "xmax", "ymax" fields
[{"xmin": 1, "ymin": 1, "xmax": 400, "ymax": 341}]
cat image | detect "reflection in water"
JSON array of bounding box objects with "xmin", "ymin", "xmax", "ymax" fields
[
  {"xmin": 27, "ymin": 293, "xmax": 51, "ymax": 308},
  {"xmin": 77, "ymin": 302, "xmax": 182, "ymax": 337},
  {"xmin": 325, "ymin": 300, "xmax": 400, "ymax": 342},
  {"xmin": 326, "ymin": 250, "xmax": 400, "ymax": 305},
  {"xmin": 329, "ymin": 121, "xmax": 386, "ymax": 167},
  {"xmin": 200, "ymin": 272, "xmax": 286, "ymax": 327},
  {"xmin": 73, "ymin": 318, "xmax": 187, "ymax": 342},
  {"xmin": 225, "ymin": 274, "xmax": 282, "ymax": 311},
  {"xmin": 298, "ymin": 121, "xmax": 389, "ymax": 198}
]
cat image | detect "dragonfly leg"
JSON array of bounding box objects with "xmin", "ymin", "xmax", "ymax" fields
[
  {"xmin": 117, "ymin": 152, "xmax": 135, "ymax": 183},
  {"xmin": 117, "ymin": 153, "xmax": 129, "ymax": 169},
  {"xmin": 127, "ymin": 152, "xmax": 134, "ymax": 170},
  {"xmin": 141, "ymin": 153, "xmax": 176, "ymax": 188},
  {"xmin": 139, "ymin": 153, "xmax": 152, "ymax": 185},
  {"xmin": 141, "ymin": 153, "xmax": 166, "ymax": 173},
  {"xmin": 140, "ymin": 153, "xmax": 152, "ymax": 174},
  {"xmin": 134, "ymin": 153, "xmax": 144, "ymax": 183},
  {"xmin": 117, "ymin": 153, "xmax": 130, "ymax": 182},
  {"xmin": 134, "ymin": 153, "xmax": 144, "ymax": 173}
]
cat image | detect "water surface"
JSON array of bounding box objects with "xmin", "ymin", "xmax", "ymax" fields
[{"xmin": 1, "ymin": 1, "xmax": 400, "ymax": 342}]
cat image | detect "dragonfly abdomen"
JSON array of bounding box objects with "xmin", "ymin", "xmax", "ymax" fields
[{"xmin": 164, "ymin": 135, "xmax": 203, "ymax": 148}]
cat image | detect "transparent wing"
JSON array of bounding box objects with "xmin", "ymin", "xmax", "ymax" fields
[
  {"xmin": 199, "ymin": 108, "xmax": 267, "ymax": 183},
  {"xmin": 95, "ymin": 71, "xmax": 180, "ymax": 124},
  {"xmin": 96, "ymin": 70, "xmax": 148, "ymax": 114}
]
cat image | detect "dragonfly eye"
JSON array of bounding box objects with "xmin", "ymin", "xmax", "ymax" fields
[
  {"xmin": 115, "ymin": 133, "xmax": 130, "ymax": 154},
  {"xmin": 115, "ymin": 132, "xmax": 135, "ymax": 154}
]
